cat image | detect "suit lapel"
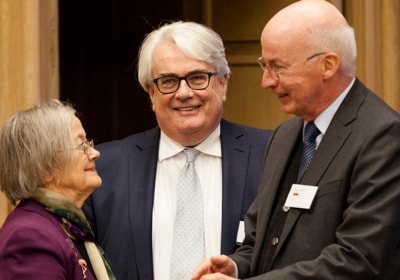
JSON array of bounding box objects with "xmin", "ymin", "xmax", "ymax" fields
[
  {"xmin": 220, "ymin": 121, "xmax": 251, "ymax": 253},
  {"xmin": 127, "ymin": 128, "xmax": 160, "ymax": 279},
  {"xmin": 300, "ymin": 79, "xmax": 362, "ymax": 186}
]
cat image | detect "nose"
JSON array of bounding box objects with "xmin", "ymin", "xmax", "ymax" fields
[
  {"xmin": 261, "ymin": 70, "xmax": 279, "ymax": 89},
  {"xmin": 175, "ymin": 79, "xmax": 194, "ymax": 98},
  {"xmin": 88, "ymin": 147, "xmax": 100, "ymax": 160}
]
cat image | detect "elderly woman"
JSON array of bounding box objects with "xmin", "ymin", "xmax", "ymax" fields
[{"xmin": 0, "ymin": 100, "xmax": 115, "ymax": 280}]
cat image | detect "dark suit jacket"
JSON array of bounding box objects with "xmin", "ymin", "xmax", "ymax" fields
[
  {"xmin": 232, "ymin": 78, "xmax": 400, "ymax": 279},
  {"xmin": 83, "ymin": 119, "xmax": 271, "ymax": 280},
  {"xmin": 0, "ymin": 199, "xmax": 96, "ymax": 280}
]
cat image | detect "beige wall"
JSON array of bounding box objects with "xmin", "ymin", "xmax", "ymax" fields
[
  {"xmin": 346, "ymin": 0, "xmax": 400, "ymax": 110},
  {"xmin": 0, "ymin": 0, "xmax": 59, "ymax": 226},
  {"xmin": 1, "ymin": 0, "xmax": 399, "ymax": 226}
]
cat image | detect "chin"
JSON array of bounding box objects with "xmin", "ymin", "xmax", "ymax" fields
[{"xmin": 90, "ymin": 177, "xmax": 103, "ymax": 189}]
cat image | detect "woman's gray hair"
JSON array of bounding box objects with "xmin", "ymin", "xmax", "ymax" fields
[
  {"xmin": 0, "ymin": 99, "xmax": 77, "ymax": 204},
  {"xmin": 137, "ymin": 21, "xmax": 231, "ymax": 91}
]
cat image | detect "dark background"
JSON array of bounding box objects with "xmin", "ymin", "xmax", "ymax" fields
[{"xmin": 59, "ymin": 1, "xmax": 186, "ymax": 144}]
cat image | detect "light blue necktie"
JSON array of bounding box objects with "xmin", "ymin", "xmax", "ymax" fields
[
  {"xmin": 170, "ymin": 148, "xmax": 204, "ymax": 280},
  {"xmin": 298, "ymin": 122, "xmax": 320, "ymax": 181}
]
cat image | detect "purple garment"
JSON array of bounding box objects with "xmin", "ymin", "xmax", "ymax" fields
[{"xmin": 0, "ymin": 199, "xmax": 96, "ymax": 280}]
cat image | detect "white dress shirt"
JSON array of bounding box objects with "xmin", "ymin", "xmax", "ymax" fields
[{"xmin": 152, "ymin": 125, "xmax": 222, "ymax": 280}]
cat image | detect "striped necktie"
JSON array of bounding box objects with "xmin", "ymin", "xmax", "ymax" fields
[{"xmin": 297, "ymin": 122, "xmax": 320, "ymax": 181}]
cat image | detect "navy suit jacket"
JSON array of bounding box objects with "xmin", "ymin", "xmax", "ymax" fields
[{"xmin": 83, "ymin": 119, "xmax": 272, "ymax": 280}]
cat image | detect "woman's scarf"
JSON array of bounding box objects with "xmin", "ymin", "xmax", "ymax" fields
[{"xmin": 31, "ymin": 188, "xmax": 116, "ymax": 280}]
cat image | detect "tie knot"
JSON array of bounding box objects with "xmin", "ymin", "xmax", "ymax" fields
[
  {"xmin": 304, "ymin": 122, "xmax": 320, "ymax": 143},
  {"xmin": 183, "ymin": 148, "xmax": 200, "ymax": 163}
]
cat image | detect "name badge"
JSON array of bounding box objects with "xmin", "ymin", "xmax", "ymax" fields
[
  {"xmin": 284, "ymin": 184, "xmax": 318, "ymax": 209},
  {"xmin": 236, "ymin": 220, "xmax": 245, "ymax": 245}
]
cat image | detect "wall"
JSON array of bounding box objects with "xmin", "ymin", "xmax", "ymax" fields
[
  {"xmin": 0, "ymin": 0, "xmax": 399, "ymax": 226},
  {"xmin": 0, "ymin": 0, "xmax": 59, "ymax": 226}
]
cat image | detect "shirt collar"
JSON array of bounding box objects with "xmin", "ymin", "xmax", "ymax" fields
[
  {"xmin": 158, "ymin": 124, "xmax": 222, "ymax": 162},
  {"xmin": 311, "ymin": 77, "xmax": 355, "ymax": 135}
]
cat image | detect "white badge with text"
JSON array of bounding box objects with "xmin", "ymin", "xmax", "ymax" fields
[
  {"xmin": 284, "ymin": 184, "xmax": 318, "ymax": 209},
  {"xmin": 236, "ymin": 220, "xmax": 245, "ymax": 245}
]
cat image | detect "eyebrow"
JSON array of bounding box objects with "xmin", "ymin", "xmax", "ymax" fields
[
  {"xmin": 156, "ymin": 69, "xmax": 211, "ymax": 77},
  {"xmin": 74, "ymin": 132, "xmax": 87, "ymax": 142},
  {"xmin": 268, "ymin": 58, "xmax": 290, "ymax": 67},
  {"xmin": 262, "ymin": 55, "xmax": 289, "ymax": 65}
]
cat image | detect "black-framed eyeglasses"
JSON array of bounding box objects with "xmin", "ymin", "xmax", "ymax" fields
[
  {"xmin": 152, "ymin": 71, "xmax": 218, "ymax": 94},
  {"xmin": 257, "ymin": 52, "xmax": 326, "ymax": 82},
  {"xmin": 73, "ymin": 139, "xmax": 94, "ymax": 156}
]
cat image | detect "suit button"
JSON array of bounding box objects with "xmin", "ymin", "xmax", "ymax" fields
[
  {"xmin": 271, "ymin": 237, "xmax": 279, "ymax": 246},
  {"xmin": 282, "ymin": 206, "xmax": 290, "ymax": 212}
]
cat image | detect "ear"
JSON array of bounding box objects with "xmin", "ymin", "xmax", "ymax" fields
[
  {"xmin": 219, "ymin": 75, "xmax": 228, "ymax": 101},
  {"xmin": 45, "ymin": 173, "xmax": 53, "ymax": 184},
  {"xmin": 322, "ymin": 53, "xmax": 340, "ymax": 80},
  {"xmin": 219, "ymin": 74, "xmax": 228, "ymax": 86},
  {"xmin": 146, "ymin": 86, "xmax": 156, "ymax": 111},
  {"xmin": 146, "ymin": 84, "xmax": 155, "ymax": 97}
]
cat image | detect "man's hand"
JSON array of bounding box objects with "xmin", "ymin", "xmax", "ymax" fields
[{"xmin": 192, "ymin": 255, "xmax": 238, "ymax": 280}]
